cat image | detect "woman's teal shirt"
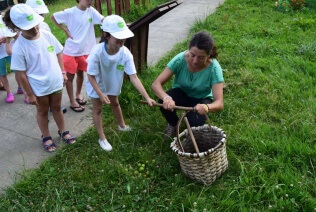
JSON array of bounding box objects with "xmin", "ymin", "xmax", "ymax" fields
[{"xmin": 167, "ymin": 51, "xmax": 224, "ymax": 100}]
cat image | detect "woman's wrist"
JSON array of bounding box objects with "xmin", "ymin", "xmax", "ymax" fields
[
  {"xmin": 203, "ymin": 104, "xmax": 209, "ymax": 113},
  {"xmin": 162, "ymin": 95, "xmax": 172, "ymax": 102}
]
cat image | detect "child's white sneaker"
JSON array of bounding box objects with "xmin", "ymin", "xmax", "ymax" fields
[
  {"xmin": 118, "ymin": 125, "xmax": 132, "ymax": 131},
  {"xmin": 98, "ymin": 139, "xmax": 112, "ymax": 151}
]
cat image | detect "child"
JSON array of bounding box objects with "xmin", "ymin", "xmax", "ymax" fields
[
  {"xmin": 26, "ymin": 0, "xmax": 50, "ymax": 32},
  {"xmin": 86, "ymin": 15, "xmax": 155, "ymax": 151},
  {"xmin": 26, "ymin": 0, "xmax": 67, "ymax": 112},
  {"xmin": 3, "ymin": 4, "xmax": 76, "ymax": 152},
  {"xmin": 4, "ymin": 32, "xmax": 29, "ymax": 103},
  {"xmin": 0, "ymin": 16, "xmax": 19, "ymax": 103},
  {"xmin": 51, "ymin": 0, "xmax": 105, "ymax": 113}
]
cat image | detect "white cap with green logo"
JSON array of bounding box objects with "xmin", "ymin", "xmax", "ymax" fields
[
  {"xmin": 101, "ymin": 15, "xmax": 134, "ymax": 40},
  {"xmin": 10, "ymin": 4, "xmax": 44, "ymax": 30},
  {"xmin": 26, "ymin": 0, "xmax": 49, "ymax": 14}
]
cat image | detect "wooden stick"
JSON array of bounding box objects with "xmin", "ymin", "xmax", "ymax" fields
[
  {"xmin": 184, "ymin": 117, "xmax": 200, "ymax": 154},
  {"xmin": 140, "ymin": 100, "xmax": 194, "ymax": 111},
  {"xmin": 176, "ymin": 112, "xmax": 186, "ymax": 152}
]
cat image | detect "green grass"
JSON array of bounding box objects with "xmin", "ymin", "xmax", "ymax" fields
[{"xmin": 1, "ymin": 0, "xmax": 316, "ymax": 211}]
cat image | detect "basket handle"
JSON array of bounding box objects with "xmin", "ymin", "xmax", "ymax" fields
[{"xmin": 176, "ymin": 111, "xmax": 200, "ymax": 154}]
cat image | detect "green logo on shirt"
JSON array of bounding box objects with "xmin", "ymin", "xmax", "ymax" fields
[
  {"xmin": 47, "ymin": 46, "xmax": 55, "ymax": 53},
  {"xmin": 117, "ymin": 22, "xmax": 124, "ymax": 28},
  {"xmin": 26, "ymin": 14, "xmax": 34, "ymax": 21},
  {"xmin": 0, "ymin": 24, "xmax": 4, "ymax": 28},
  {"xmin": 89, "ymin": 18, "xmax": 92, "ymax": 23},
  {"xmin": 36, "ymin": 0, "xmax": 43, "ymax": 5},
  {"xmin": 117, "ymin": 64, "xmax": 124, "ymax": 71}
]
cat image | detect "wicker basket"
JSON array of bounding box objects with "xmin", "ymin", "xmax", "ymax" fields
[{"xmin": 170, "ymin": 112, "xmax": 228, "ymax": 185}]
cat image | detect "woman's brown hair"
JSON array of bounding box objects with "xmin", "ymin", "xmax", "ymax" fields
[
  {"xmin": 2, "ymin": 7, "xmax": 19, "ymax": 32},
  {"xmin": 189, "ymin": 31, "xmax": 218, "ymax": 58}
]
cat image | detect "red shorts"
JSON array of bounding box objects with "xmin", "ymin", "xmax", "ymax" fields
[{"xmin": 63, "ymin": 54, "xmax": 88, "ymax": 74}]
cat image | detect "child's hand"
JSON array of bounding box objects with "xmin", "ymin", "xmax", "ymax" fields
[
  {"xmin": 28, "ymin": 94, "xmax": 39, "ymax": 106},
  {"xmin": 100, "ymin": 94, "xmax": 111, "ymax": 104},
  {"xmin": 65, "ymin": 29, "xmax": 73, "ymax": 39},
  {"xmin": 146, "ymin": 97, "xmax": 156, "ymax": 107},
  {"xmin": 62, "ymin": 73, "xmax": 68, "ymax": 86}
]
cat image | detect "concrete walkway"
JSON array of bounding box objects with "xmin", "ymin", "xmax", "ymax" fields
[{"xmin": 0, "ymin": 0, "xmax": 224, "ymax": 195}]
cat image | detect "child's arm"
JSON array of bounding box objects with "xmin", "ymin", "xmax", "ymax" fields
[
  {"xmin": 17, "ymin": 71, "xmax": 38, "ymax": 106},
  {"xmin": 56, "ymin": 52, "xmax": 67, "ymax": 85},
  {"xmin": 129, "ymin": 74, "xmax": 155, "ymax": 106},
  {"xmin": 87, "ymin": 74, "xmax": 111, "ymax": 104},
  {"xmin": 50, "ymin": 15, "xmax": 73, "ymax": 39},
  {"xmin": 5, "ymin": 38, "xmax": 12, "ymax": 56}
]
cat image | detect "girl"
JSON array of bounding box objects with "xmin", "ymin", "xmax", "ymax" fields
[
  {"xmin": 5, "ymin": 32, "xmax": 30, "ymax": 103},
  {"xmin": 3, "ymin": 4, "xmax": 76, "ymax": 152},
  {"xmin": 86, "ymin": 15, "xmax": 155, "ymax": 151},
  {"xmin": 26, "ymin": 0, "xmax": 67, "ymax": 112},
  {"xmin": 0, "ymin": 16, "xmax": 19, "ymax": 103}
]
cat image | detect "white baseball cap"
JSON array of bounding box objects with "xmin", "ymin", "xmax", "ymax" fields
[
  {"xmin": 10, "ymin": 4, "xmax": 44, "ymax": 30},
  {"xmin": 26, "ymin": 0, "xmax": 49, "ymax": 14},
  {"xmin": 101, "ymin": 15, "xmax": 134, "ymax": 39}
]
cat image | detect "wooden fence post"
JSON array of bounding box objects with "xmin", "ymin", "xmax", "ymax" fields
[
  {"xmin": 107, "ymin": 0, "xmax": 112, "ymax": 15},
  {"xmin": 95, "ymin": 0, "xmax": 102, "ymax": 14}
]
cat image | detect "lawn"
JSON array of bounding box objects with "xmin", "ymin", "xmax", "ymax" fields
[{"xmin": 0, "ymin": 0, "xmax": 315, "ymax": 211}]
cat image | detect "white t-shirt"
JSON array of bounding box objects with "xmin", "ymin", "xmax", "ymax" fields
[
  {"xmin": 40, "ymin": 22, "xmax": 51, "ymax": 32},
  {"xmin": 53, "ymin": 6, "xmax": 104, "ymax": 56},
  {"xmin": 11, "ymin": 30, "xmax": 64, "ymax": 97},
  {"xmin": 86, "ymin": 43, "xmax": 136, "ymax": 98}
]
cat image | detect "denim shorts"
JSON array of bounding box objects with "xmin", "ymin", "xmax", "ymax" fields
[{"xmin": 0, "ymin": 56, "xmax": 16, "ymax": 76}]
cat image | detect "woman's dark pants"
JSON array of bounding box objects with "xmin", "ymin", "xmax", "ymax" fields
[{"xmin": 159, "ymin": 88, "xmax": 212, "ymax": 127}]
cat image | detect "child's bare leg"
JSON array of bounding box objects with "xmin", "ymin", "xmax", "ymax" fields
[
  {"xmin": 49, "ymin": 92, "xmax": 65, "ymax": 132},
  {"xmin": 36, "ymin": 95, "xmax": 50, "ymax": 138},
  {"xmin": 15, "ymin": 73, "xmax": 21, "ymax": 88},
  {"xmin": 0, "ymin": 76, "xmax": 12, "ymax": 94},
  {"xmin": 50, "ymin": 92, "xmax": 75, "ymax": 143},
  {"xmin": 75, "ymin": 70, "xmax": 84, "ymax": 99},
  {"xmin": 66, "ymin": 72, "xmax": 79, "ymax": 107},
  {"xmin": 108, "ymin": 95, "xmax": 126, "ymax": 128},
  {"xmin": 92, "ymin": 98, "xmax": 106, "ymax": 140}
]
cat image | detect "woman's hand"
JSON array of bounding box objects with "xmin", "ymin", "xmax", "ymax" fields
[
  {"xmin": 99, "ymin": 93, "xmax": 111, "ymax": 105},
  {"xmin": 163, "ymin": 97, "xmax": 175, "ymax": 111},
  {"xmin": 194, "ymin": 104, "xmax": 209, "ymax": 115}
]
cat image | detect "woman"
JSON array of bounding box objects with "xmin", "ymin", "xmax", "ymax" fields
[{"xmin": 152, "ymin": 31, "xmax": 224, "ymax": 137}]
